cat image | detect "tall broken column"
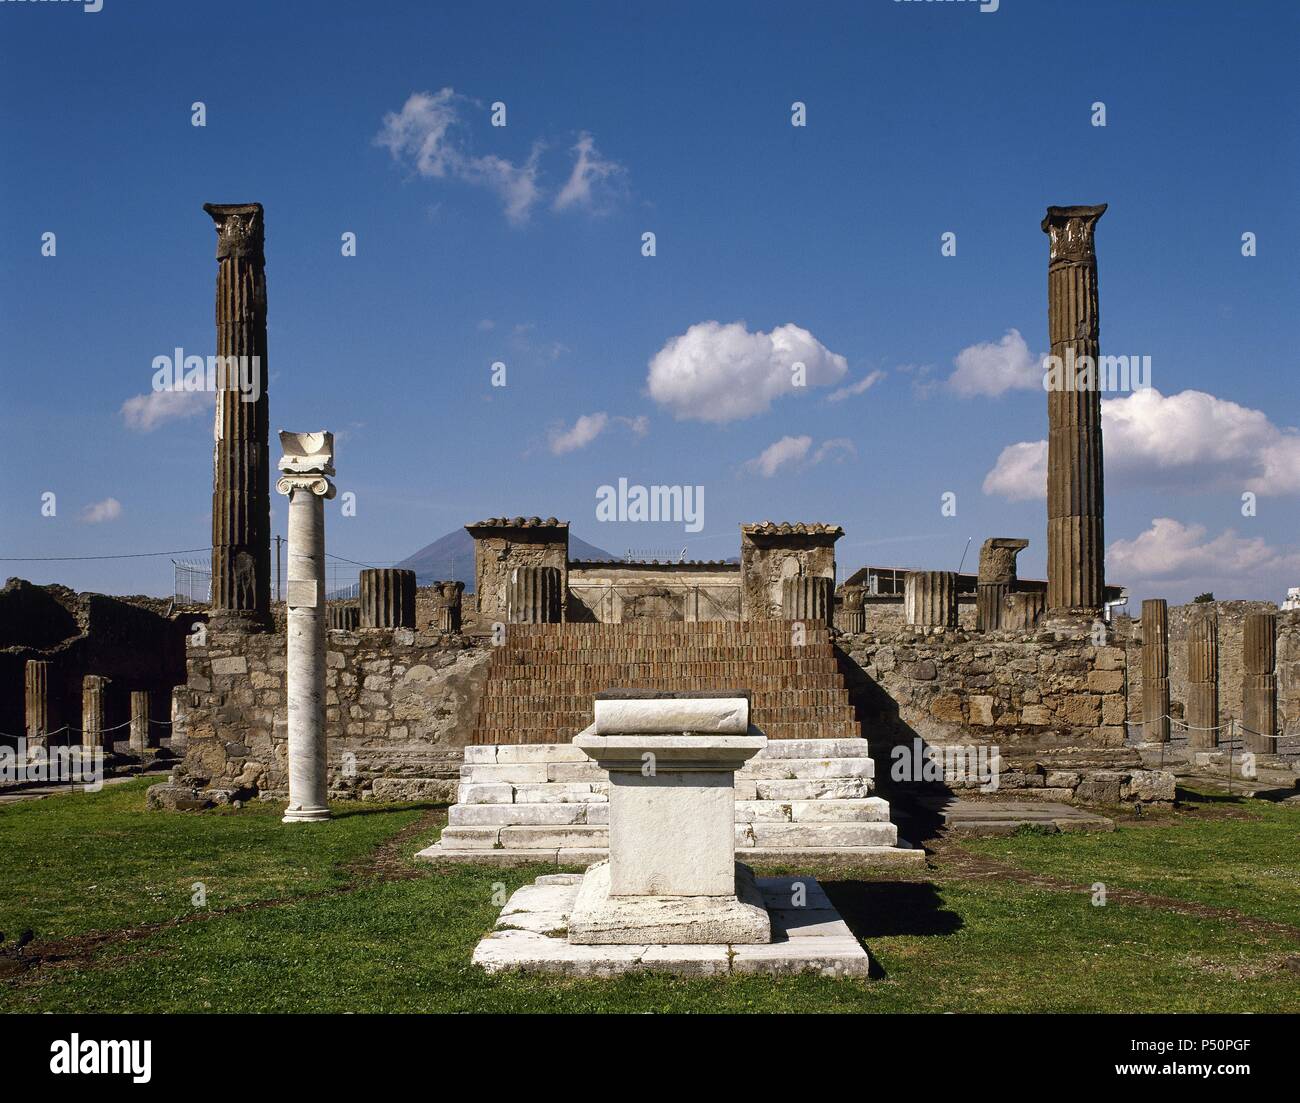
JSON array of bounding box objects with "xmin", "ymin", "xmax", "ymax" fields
[
  {"xmin": 1140, "ymin": 599, "xmax": 1170, "ymax": 743},
  {"xmin": 1185, "ymin": 607, "xmax": 1219, "ymax": 749},
  {"xmin": 276, "ymin": 431, "xmax": 337, "ymax": 823},
  {"xmin": 82, "ymin": 674, "xmax": 109, "ymax": 753},
  {"xmin": 205, "ymin": 203, "xmax": 271, "ymax": 625},
  {"xmin": 976, "ymin": 538, "xmax": 1028, "ymax": 631},
  {"xmin": 1242, "ymin": 612, "xmax": 1277, "ymax": 755},
  {"xmin": 1042, "ymin": 205, "xmax": 1107, "ymax": 617},
  {"xmin": 24, "ymin": 659, "xmax": 52, "ymax": 754},
  {"xmin": 130, "ymin": 690, "xmax": 151, "ymax": 756}
]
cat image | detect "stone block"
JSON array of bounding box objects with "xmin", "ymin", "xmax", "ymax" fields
[
  {"xmin": 756, "ymin": 738, "xmax": 870, "ymax": 760},
  {"xmin": 498, "ymin": 825, "xmax": 608, "ymax": 849},
  {"xmin": 450, "ymin": 803, "xmax": 587, "ymax": 827},
  {"xmin": 755, "ymin": 778, "xmax": 872, "ymax": 801},
  {"xmin": 459, "ymin": 763, "xmax": 548, "ymax": 785},
  {"xmin": 370, "ymin": 777, "xmax": 455, "ymax": 802},
  {"xmin": 969, "ymin": 696, "xmax": 995, "ymax": 726},
  {"xmin": 495, "ymin": 743, "xmax": 589, "ymax": 764},
  {"xmin": 547, "ymin": 762, "xmax": 607, "ymax": 783},
  {"xmin": 738, "ymin": 757, "xmax": 874, "ymax": 780},
  {"xmin": 745, "ymin": 821, "xmax": 898, "ymax": 848},
  {"xmin": 512, "ymin": 782, "xmax": 607, "ymax": 803},
  {"xmin": 1020, "ymin": 705, "xmax": 1052, "ymax": 726},
  {"xmin": 437, "ymin": 827, "xmax": 500, "ymax": 849},
  {"xmin": 458, "ymin": 782, "xmax": 514, "ymax": 804},
  {"xmin": 790, "ymin": 797, "xmax": 891, "ymax": 822},
  {"xmin": 463, "ymin": 746, "xmax": 497, "ymax": 764},
  {"xmin": 210, "ymin": 656, "xmax": 248, "ymax": 676},
  {"xmin": 735, "ymin": 800, "xmax": 794, "ymax": 823},
  {"xmin": 1086, "ymin": 670, "xmax": 1125, "ymax": 693}
]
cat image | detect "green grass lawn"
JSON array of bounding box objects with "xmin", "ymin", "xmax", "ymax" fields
[{"xmin": 1, "ymin": 780, "xmax": 1297, "ymax": 1013}]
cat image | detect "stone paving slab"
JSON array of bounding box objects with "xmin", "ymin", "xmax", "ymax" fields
[
  {"xmin": 917, "ymin": 798, "xmax": 1114, "ymax": 836},
  {"xmin": 470, "ymin": 874, "xmax": 871, "ymax": 978}
]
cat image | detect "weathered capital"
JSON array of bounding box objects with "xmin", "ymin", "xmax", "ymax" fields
[
  {"xmin": 204, "ymin": 202, "xmax": 265, "ymax": 262},
  {"xmin": 277, "ymin": 430, "xmax": 335, "ymax": 497},
  {"xmin": 1041, "ymin": 204, "xmax": 1106, "ymax": 264}
]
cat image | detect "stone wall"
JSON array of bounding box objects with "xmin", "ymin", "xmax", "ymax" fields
[
  {"xmin": 467, "ymin": 518, "xmax": 568, "ymax": 623},
  {"xmin": 740, "ymin": 524, "xmax": 841, "ymax": 620},
  {"xmin": 567, "ymin": 561, "xmax": 740, "ymax": 623},
  {"xmin": 174, "ymin": 626, "xmax": 492, "ymax": 801},
  {"xmin": 837, "ymin": 622, "xmax": 1172, "ymax": 804}
]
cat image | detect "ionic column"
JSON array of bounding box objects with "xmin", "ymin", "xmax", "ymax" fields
[
  {"xmin": 841, "ymin": 584, "xmax": 865, "ymax": 633},
  {"xmin": 204, "ymin": 203, "xmax": 271, "ymax": 623},
  {"xmin": 1140, "ymin": 599, "xmax": 1170, "ymax": 743},
  {"xmin": 130, "ymin": 690, "xmax": 150, "ymax": 755},
  {"xmin": 276, "ymin": 431, "xmax": 337, "ymax": 823},
  {"xmin": 24, "ymin": 659, "xmax": 52, "ymax": 754},
  {"xmin": 1242, "ymin": 612, "xmax": 1277, "ymax": 755},
  {"xmin": 82, "ymin": 675, "xmax": 109, "ymax": 753},
  {"xmin": 360, "ymin": 568, "xmax": 416, "ymax": 628},
  {"xmin": 781, "ymin": 576, "xmax": 833, "ymax": 627},
  {"xmin": 1185, "ymin": 608, "xmax": 1219, "ymax": 749},
  {"xmin": 507, "ymin": 565, "xmax": 562, "ymax": 624},
  {"xmin": 905, "ymin": 570, "xmax": 957, "ymax": 628},
  {"xmin": 430, "ymin": 581, "xmax": 464, "ymax": 633},
  {"xmin": 1042, "ymin": 205, "xmax": 1107, "ymax": 616},
  {"xmin": 977, "ymin": 538, "xmax": 1028, "ymax": 632}
]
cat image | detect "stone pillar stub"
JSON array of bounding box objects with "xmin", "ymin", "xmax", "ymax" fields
[
  {"xmin": 841, "ymin": 584, "xmax": 865, "ymax": 633},
  {"xmin": 738, "ymin": 522, "xmax": 842, "ymax": 621},
  {"xmin": 1242, "ymin": 612, "xmax": 1277, "ymax": 754},
  {"xmin": 205, "ymin": 202, "xmax": 271, "ymax": 625},
  {"xmin": 1185, "ymin": 607, "xmax": 1219, "ymax": 749},
  {"xmin": 430, "ymin": 580, "xmax": 465, "ymax": 633},
  {"xmin": 1002, "ymin": 591, "xmax": 1044, "ymax": 631},
  {"xmin": 905, "ymin": 570, "xmax": 957, "ymax": 628},
  {"xmin": 781, "ymin": 576, "xmax": 833, "ymax": 627},
  {"xmin": 327, "ymin": 603, "xmax": 360, "ymax": 631},
  {"xmin": 1043, "ymin": 204, "xmax": 1107, "ymax": 616},
  {"xmin": 276, "ymin": 430, "xmax": 336, "ymax": 823},
  {"xmin": 465, "ymin": 517, "xmax": 569, "ymax": 623},
  {"xmin": 360, "ymin": 568, "xmax": 416, "ymax": 629},
  {"xmin": 507, "ymin": 565, "xmax": 562, "ymax": 624},
  {"xmin": 1140, "ymin": 599, "xmax": 1170, "ymax": 743},
  {"xmin": 977, "ymin": 537, "xmax": 1028, "ymax": 632}
]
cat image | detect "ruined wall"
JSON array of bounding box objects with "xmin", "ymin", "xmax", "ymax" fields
[
  {"xmin": 567, "ymin": 562, "xmax": 740, "ymax": 622},
  {"xmin": 467, "ymin": 520, "xmax": 568, "ymax": 622},
  {"xmin": 175, "ymin": 626, "xmax": 492, "ymax": 800},
  {"xmin": 835, "ymin": 598, "xmax": 978, "ymax": 634},
  {"xmin": 740, "ymin": 525, "xmax": 840, "ymax": 620},
  {"xmin": 1122, "ymin": 602, "xmax": 1296, "ymax": 739},
  {"xmin": 837, "ymin": 623, "xmax": 1169, "ymax": 802}
]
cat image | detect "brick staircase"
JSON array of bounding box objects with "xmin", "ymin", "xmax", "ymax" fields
[{"xmin": 473, "ymin": 620, "xmax": 861, "ymax": 745}]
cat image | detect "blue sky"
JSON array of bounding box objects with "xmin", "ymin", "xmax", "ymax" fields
[{"xmin": 1, "ymin": 0, "xmax": 1296, "ymax": 607}]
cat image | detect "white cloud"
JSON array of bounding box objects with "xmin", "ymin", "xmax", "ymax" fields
[
  {"xmin": 647, "ymin": 321, "xmax": 848, "ymax": 423},
  {"xmin": 553, "ymin": 132, "xmax": 625, "ymax": 213},
  {"xmin": 81, "ymin": 497, "xmax": 122, "ymax": 524},
  {"xmin": 949, "ymin": 328, "xmax": 1042, "ymax": 397},
  {"xmin": 120, "ymin": 389, "xmax": 208, "ymax": 432},
  {"xmin": 615, "ymin": 414, "xmax": 649, "ymax": 438},
  {"xmin": 742, "ymin": 435, "xmax": 857, "ymax": 478},
  {"xmin": 549, "ymin": 412, "xmax": 609, "ymax": 455},
  {"xmin": 827, "ymin": 370, "xmax": 886, "ymax": 403},
  {"xmin": 744, "ymin": 435, "xmax": 812, "ymax": 477},
  {"xmin": 983, "ymin": 388, "xmax": 1300, "ymax": 500},
  {"xmin": 375, "ymin": 89, "xmax": 543, "ymax": 224},
  {"xmin": 1107, "ymin": 518, "xmax": 1300, "ymax": 596},
  {"xmin": 982, "ymin": 440, "xmax": 1048, "ymax": 501}
]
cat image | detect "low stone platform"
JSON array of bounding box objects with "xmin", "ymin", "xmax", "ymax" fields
[
  {"xmin": 473, "ymin": 873, "xmax": 871, "ymax": 978},
  {"xmin": 914, "ymin": 795, "xmax": 1115, "ymax": 836}
]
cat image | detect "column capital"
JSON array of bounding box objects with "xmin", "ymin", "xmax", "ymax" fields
[
  {"xmin": 203, "ymin": 202, "xmax": 265, "ymax": 262},
  {"xmin": 276, "ymin": 475, "xmax": 336, "ymax": 499},
  {"xmin": 276, "ymin": 429, "xmax": 335, "ymax": 498},
  {"xmin": 1041, "ymin": 203, "xmax": 1107, "ymax": 264}
]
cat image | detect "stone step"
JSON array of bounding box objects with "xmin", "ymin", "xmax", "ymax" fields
[
  {"xmin": 735, "ymin": 797, "xmax": 892, "ymax": 823},
  {"xmin": 449, "ymin": 802, "xmax": 608, "ymax": 827},
  {"xmin": 736, "ymin": 821, "xmax": 898, "ymax": 848},
  {"xmin": 419, "ymin": 843, "xmax": 925, "ymax": 867},
  {"xmin": 736, "ymin": 757, "xmax": 875, "ymax": 781},
  {"xmin": 754, "ymin": 777, "xmax": 874, "ymax": 800}
]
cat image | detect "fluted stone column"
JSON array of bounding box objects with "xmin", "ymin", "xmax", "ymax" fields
[
  {"xmin": 1242, "ymin": 612, "xmax": 1277, "ymax": 755},
  {"xmin": 82, "ymin": 675, "xmax": 109, "ymax": 753},
  {"xmin": 430, "ymin": 581, "xmax": 464, "ymax": 633},
  {"xmin": 977, "ymin": 538, "xmax": 1028, "ymax": 632},
  {"xmin": 360, "ymin": 568, "xmax": 416, "ymax": 628},
  {"xmin": 327, "ymin": 604, "xmax": 360, "ymax": 631},
  {"xmin": 1186, "ymin": 608, "xmax": 1219, "ymax": 749},
  {"xmin": 205, "ymin": 203, "xmax": 271, "ymax": 624},
  {"xmin": 24, "ymin": 659, "xmax": 51, "ymax": 754},
  {"xmin": 781, "ymin": 576, "xmax": 833, "ymax": 627},
  {"xmin": 904, "ymin": 571, "xmax": 957, "ymax": 628},
  {"xmin": 275, "ymin": 431, "xmax": 335, "ymax": 816},
  {"xmin": 841, "ymin": 584, "xmax": 865, "ymax": 633},
  {"xmin": 507, "ymin": 565, "xmax": 562, "ymax": 624},
  {"xmin": 129, "ymin": 691, "xmax": 150, "ymax": 755},
  {"xmin": 276, "ymin": 431, "xmax": 337, "ymax": 823},
  {"xmin": 1043, "ymin": 205, "xmax": 1107, "ymax": 617},
  {"xmin": 1002, "ymin": 591, "xmax": 1044, "ymax": 631},
  {"xmin": 1141, "ymin": 599, "xmax": 1170, "ymax": 743}
]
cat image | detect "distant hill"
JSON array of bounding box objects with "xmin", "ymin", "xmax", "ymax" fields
[{"xmin": 395, "ymin": 528, "xmax": 617, "ymax": 588}]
